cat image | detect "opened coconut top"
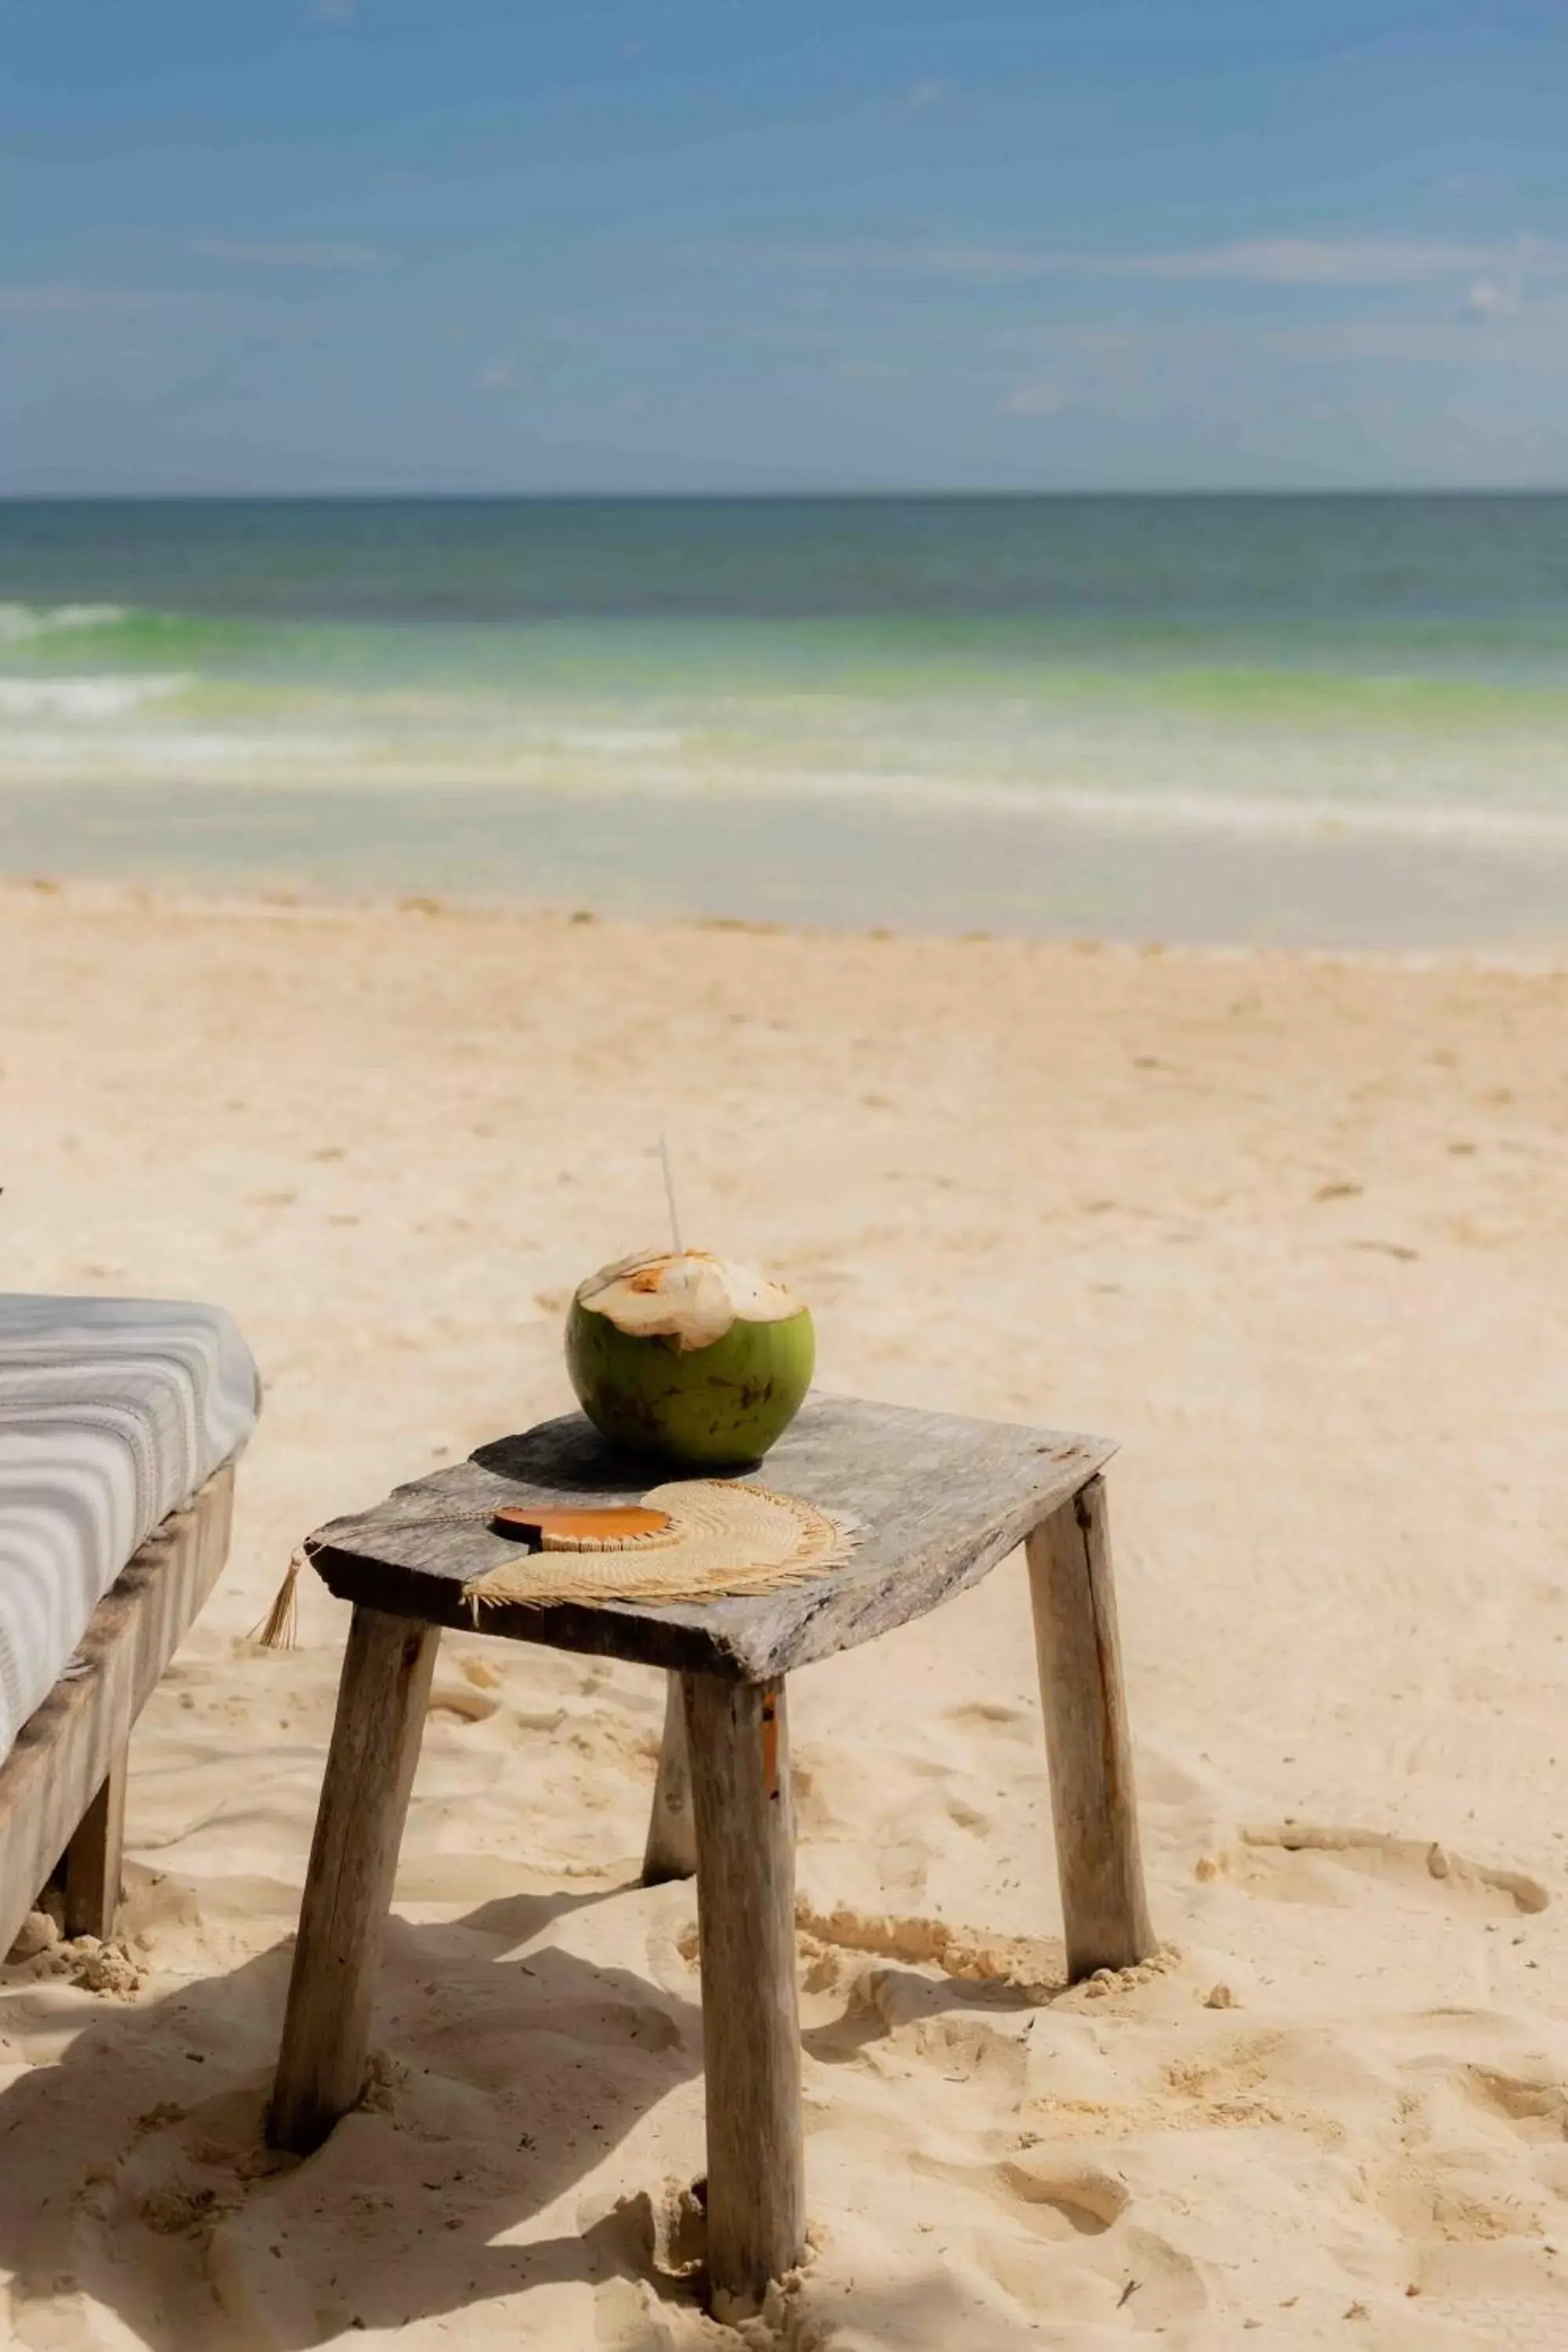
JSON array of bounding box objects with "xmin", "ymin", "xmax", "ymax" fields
[{"xmin": 575, "ymin": 1250, "xmax": 805, "ymax": 1352}]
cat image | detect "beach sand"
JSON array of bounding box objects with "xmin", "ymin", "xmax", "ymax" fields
[{"xmin": 2, "ymin": 879, "xmax": 1567, "ymax": 2348}]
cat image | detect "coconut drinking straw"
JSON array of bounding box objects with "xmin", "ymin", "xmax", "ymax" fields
[
  {"xmin": 255, "ymin": 1134, "xmax": 692, "ymax": 1651},
  {"xmin": 659, "ymin": 1129, "xmax": 684, "ymax": 1254}
]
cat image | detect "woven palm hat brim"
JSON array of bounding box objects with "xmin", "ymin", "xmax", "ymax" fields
[{"xmin": 463, "ymin": 1479, "xmax": 856, "ymax": 1610}]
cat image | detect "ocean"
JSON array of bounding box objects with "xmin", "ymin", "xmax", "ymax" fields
[{"xmin": 4, "ymin": 494, "xmax": 1568, "ymax": 946}]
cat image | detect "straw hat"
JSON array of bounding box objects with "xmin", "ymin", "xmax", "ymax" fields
[{"xmin": 463, "ymin": 1479, "xmax": 856, "ymax": 1610}]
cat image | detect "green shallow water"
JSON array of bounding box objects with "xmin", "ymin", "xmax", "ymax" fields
[{"xmin": 5, "ymin": 494, "xmax": 1568, "ymax": 939}]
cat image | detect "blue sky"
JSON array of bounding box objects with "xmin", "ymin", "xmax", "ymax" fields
[{"xmin": 4, "ymin": 2, "xmax": 1566, "ymax": 492}]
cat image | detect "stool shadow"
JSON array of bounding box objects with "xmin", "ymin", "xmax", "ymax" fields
[{"xmin": 0, "ymin": 1883, "xmax": 706, "ymax": 2347}]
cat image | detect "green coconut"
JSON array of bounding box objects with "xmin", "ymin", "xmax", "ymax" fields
[{"xmin": 566, "ymin": 1248, "xmax": 815, "ymax": 1468}]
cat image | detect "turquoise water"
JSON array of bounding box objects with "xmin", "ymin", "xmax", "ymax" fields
[{"xmin": 4, "ymin": 496, "xmax": 1568, "ymax": 940}]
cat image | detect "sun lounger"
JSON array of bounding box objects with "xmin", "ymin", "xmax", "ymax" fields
[{"xmin": 0, "ymin": 1296, "xmax": 260, "ymax": 1953}]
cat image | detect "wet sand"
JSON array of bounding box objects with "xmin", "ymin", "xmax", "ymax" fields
[{"xmin": 7, "ymin": 777, "xmax": 1568, "ymax": 948}]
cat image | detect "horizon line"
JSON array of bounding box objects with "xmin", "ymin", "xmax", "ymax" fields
[{"xmin": 5, "ymin": 484, "xmax": 1568, "ymax": 505}]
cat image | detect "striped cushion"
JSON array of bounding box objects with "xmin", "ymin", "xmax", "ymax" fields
[{"xmin": 0, "ymin": 1296, "xmax": 260, "ymax": 1767}]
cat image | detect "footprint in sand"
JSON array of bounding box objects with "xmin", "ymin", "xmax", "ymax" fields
[
  {"xmin": 1214, "ymin": 1825, "xmax": 1548, "ymax": 1919},
  {"xmin": 908, "ymin": 2147, "xmax": 1129, "ymax": 2240},
  {"xmin": 942, "ymin": 1700, "xmax": 1032, "ymax": 1735},
  {"xmin": 1463, "ymin": 2064, "xmax": 1568, "ymax": 2143},
  {"xmin": 425, "ymin": 1682, "xmax": 501, "ymax": 1724},
  {"xmin": 968, "ymin": 2152, "xmax": 1207, "ymax": 2330},
  {"xmin": 995, "ymin": 2151, "xmax": 1130, "ymax": 2237},
  {"xmin": 1372, "ymin": 2045, "xmax": 1568, "ymax": 2272}
]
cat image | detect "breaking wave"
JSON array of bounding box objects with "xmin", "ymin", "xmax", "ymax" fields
[
  {"xmin": 0, "ymin": 602, "xmax": 130, "ymax": 643},
  {"xmin": 0, "ymin": 674, "xmax": 192, "ymax": 719}
]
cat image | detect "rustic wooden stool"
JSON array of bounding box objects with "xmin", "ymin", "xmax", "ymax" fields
[{"xmin": 267, "ymin": 1396, "xmax": 1154, "ymax": 2318}]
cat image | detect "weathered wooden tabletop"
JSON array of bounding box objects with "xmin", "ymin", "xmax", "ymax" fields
[{"xmin": 307, "ymin": 1394, "xmax": 1113, "ymax": 1682}]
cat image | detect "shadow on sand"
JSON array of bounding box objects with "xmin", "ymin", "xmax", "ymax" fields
[
  {"xmin": 0, "ymin": 1878, "xmax": 1081, "ymax": 2347},
  {"xmin": 0, "ymin": 1880, "xmax": 710, "ymax": 2347}
]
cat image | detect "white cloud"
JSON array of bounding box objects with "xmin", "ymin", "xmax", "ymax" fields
[
  {"xmin": 1460, "ymin": 274, "xmax": 1524, "ymax": 321},
  {"xmin": 0, "ymin": 284, "xmax": 188, "ymax": 315},
  {"xmin": 1269, "ymin": 302, "xmax": 1568, "ymax": 371},
  {"xmin": 189, "ymin": 238, "xmax": 383, "ymax": 270},
  {"xmin": 470, "ymin": 336, "xmax": 566, "ymax": 399},
  {"xmin": 1069, "ymin": 325, "xmax": 1137, "ymax": 354},
  {"xmin": 686, "ymin": 233, "xmax": 1568, "ymax": 293},
  {"xmin": 1117, "ymin": 237, "xmax": 1564, "ymax": 289},
  {"xmin": 999, "ymin": 381, "xmax": 1067, "ymax": 418}
]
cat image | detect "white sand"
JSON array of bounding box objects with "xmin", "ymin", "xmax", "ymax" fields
[{"xmin": 2, "ymin": 880, "xmax": 1567, "ymax": 2348}]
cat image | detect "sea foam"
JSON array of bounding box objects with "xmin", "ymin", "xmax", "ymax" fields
[
  {"xmin": 0, "ymin": 603, "xmax": 128, "ymax": 643},
  {"xmin": 0, "ymin": 675, "xmax": 191, "ymax": 720}
]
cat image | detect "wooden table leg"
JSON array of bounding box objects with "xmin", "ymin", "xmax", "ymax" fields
[
  {"xmin": 62, "ymin": 1743, "xmax": 127, "ymax": 1941},
  {"xmin": 682, "ymin": 1669, "xmax": 804, "ymax": 2320},
  {"xmin": 267, "ymin": 1606, "xmax": 440, "ymax": 2154},
  {"xmin": 643, "ymin": 1671, "xmax": 699, "ymax": 1885},
  {"xmin": 1025, "ymin": 1475, "xmax": 1156, "ymax": 1981}
]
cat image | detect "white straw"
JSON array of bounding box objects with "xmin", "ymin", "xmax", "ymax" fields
[{"xmin": 659, "ymin": 1131, "xmax": 684, "ymax": 1254}]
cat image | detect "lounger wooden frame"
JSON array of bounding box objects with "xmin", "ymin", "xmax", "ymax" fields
[{"xmin": 0, "ymin": 1461, "xmax": 237, "ymax": 1958}]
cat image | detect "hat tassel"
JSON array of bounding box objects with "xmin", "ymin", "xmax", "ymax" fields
[{"xmin": 252, "ymin": 1548, "xmax": 304, "ymax": 1652}]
